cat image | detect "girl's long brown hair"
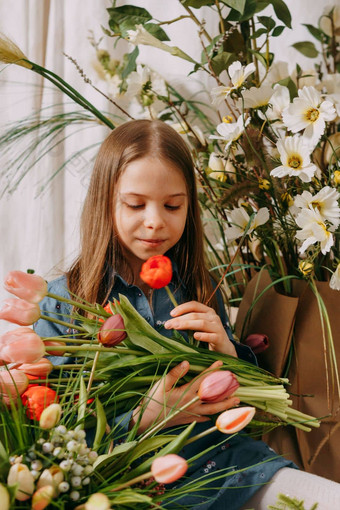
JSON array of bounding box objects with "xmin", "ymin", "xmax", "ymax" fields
[{"xmin": 67, "ymin": 119, "xmax": 217, "ymax": 310}]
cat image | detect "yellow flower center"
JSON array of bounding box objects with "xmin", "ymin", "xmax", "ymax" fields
[
  {"xmin": 310, "ymin": 200, "xmax": 322, "ymax": 213},
  {"xmin": 222, "ymin": 115, "xmax": 233, "ymax": 124},
  {"xmin": 299, "ymin": 260, "xmax": 314, "ymax": 276},
  {"xmin": 288, "ymin": 155, "xmax": 302, "ymax": 169},
  {"xmin": 305, "ymin": 108, "xmax": 320, "ymax": 123},
  {"xmin": 334, "ymin": 171, "xmax": 340, "ymax": 186}
]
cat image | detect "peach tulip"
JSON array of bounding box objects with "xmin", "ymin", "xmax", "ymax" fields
[
  {"xmin": 84, "ymin": 493, "xmax": 111, "ymax": 510},
  {"xmin": 151, "ymin": 454, "xmax": 188, "ymax": 484},
  {"xmin": 216, "ymin": 406, "xmax": 256, "ymax": 434},
  {"xmin": 18, "ymin": 358, "xmax": 53, "ymax": 377},
  {"xmin": 39, "ymin": 403, "xmax": 62, "ymax": 429},
  {"xmin": 0, "ymin": 298, "xmax": 40, "ymax": 326},
  {"xmin": 0, "ymin": 327, "xmax": 45, "ymax": 364},
  {"xmin": 4, "ymin": 270, "xmax": 48, "ymax": 304},
  {"xmin": 198, "ymin": 370, "xmax": 240, "ymax": 403},
  {"xmin": 37, "ymin": 466, "xmax": 64, "ymax": 496},
  {"xmin": 31, "ymin": 485, "xmax": 54, "ymax": 510},
  {"xmin": 44, "ymin": 340, "xmax": 66, "ymax": 355},
  {"xmin": 0, "ymin": 369, "xmax": 29, "ymax": 400},
  {"xmin": 0, "ymin": 483, "xmax": 10, "ymax": 510},
  {"xmin": 97, "ymin": 313, "xmax": 127, "ymax": 347},
  {"xmin": 7, "ymin": 463, "xmax": 34, "ymax": 501}
]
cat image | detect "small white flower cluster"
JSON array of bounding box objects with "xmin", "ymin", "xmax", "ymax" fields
[{"xmin": 23, "ymin": 425, "xmax": 98, "ymax": 502}]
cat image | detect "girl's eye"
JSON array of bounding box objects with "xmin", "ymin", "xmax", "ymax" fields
[
  {"xmin": 126, "ymin": 204, "xmax": 144, "ymax": 209},
  {"xmin": 165, "ymin": 204, "xmax": 180, "ymax": 210}
]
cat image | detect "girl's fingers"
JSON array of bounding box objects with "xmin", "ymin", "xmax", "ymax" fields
[
  {"xmin": 170, "ymin": 301, "xmax": 212, "ymax": 317},
  {"xmin": 163, "ymin": 360, "xmax": 190, "ymax": 392},
  {"xmin": 164, "ymin": 313, "xmax": 218, "ymax": 332}
]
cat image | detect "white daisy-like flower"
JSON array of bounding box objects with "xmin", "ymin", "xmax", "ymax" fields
[
  {"xmin": 294, "ymin": 187, "xmax": 340, "ymax": 227},
  {"xmin": 126, "ymin": 64, "xmax": 166, "ymax": 101},
  {"xmin": 241, "ymin": 84, "xmax": 273, "ymax": 109},
  {"xmin": 211, "ymin": 61, "xmax": 255, "ymax": 104},
  {"xmin": 330, "ymin": 263, "xmax": 340, "ymax": 291},
  {"xmin": 170, "ymin": 122, "xmax": 206, "ymax": 146},
  {"xmin": 106, "ymin": 74, "xmax": 123, "ymax": 99},
  {"xmin": 295, "ymin": 207, "xmax": 334, "ymax": 255},
  {"xmin": 282, "ymin": 86, "xmax": 336, "ymax": 145},
  {"xmin": 270, "ymin": 135, "xmax": 318, "ymax": 182},
  {"xmin": 225, "ymin": 207, "xmax": 270, "ymax": 241},
  {"xmin": 210, "ymin": 115, "xmax": 250, "ymax": 150},
  {"xmin": 266, "ymin": 84, "xmax": 290, "ymax": 122}
]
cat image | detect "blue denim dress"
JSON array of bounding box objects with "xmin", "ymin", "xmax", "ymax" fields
[{"xmin": 35, "ymin": 272, "xmax": 296, "ymax": 510}]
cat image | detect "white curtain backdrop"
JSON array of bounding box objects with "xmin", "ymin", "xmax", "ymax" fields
[{"xmin": 0, "ymin": 0, "xmax": 331, "ymax": 334}]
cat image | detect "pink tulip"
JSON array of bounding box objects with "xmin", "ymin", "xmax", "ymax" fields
[
  {"xmin": 0, "ymin": 369, "xmax": 29, "ymax": 401},
  {"xmin": 44, "ymin": 340, "xmax": 66, "ymax": 355},
  {"xmin": 244, "ymin": 334, "xmax": 269, "ymax": 354},
  {"xmin": 0, "ymin": 327, "xmax": 45, "ymax": 364},
  {"xmin": 216, "ymin": 406, "xmax": 256, "ymax": 434},
  {"xmin": 198, "ymin": 370, "xmax": 240, "ymax": 403},
  {"xmin": 4, "ymin": 270, "xmax": 48, "ymax": 304},
  {"xmin": 7, "ymin": 463, "xmax": 34, "ymax": 501},
  {"xmin": 151, "ymin": 454, "xmax": 188, "ymax": 484},
  {"xmin": 97, "ymin": 313, "xmax": 127, "ymax": 347},
  {"xmin": 0, "ymin": 298, "xmax": 40, "ymax": 326},
  {"xmin": 18, "ymin": 358, "xmax": 53, "ymax": 377}
]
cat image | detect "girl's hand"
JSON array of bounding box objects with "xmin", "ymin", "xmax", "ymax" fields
[
  {"xmin": 164, "ymin": 301, "xmax": 237, "ymax": 357},
  {"xmin": 131, "ymin": 360, "xmax": 240, "ymax": 434}
]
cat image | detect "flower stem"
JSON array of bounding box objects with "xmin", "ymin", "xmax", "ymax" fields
[
  {"xmin": 165, "ymin": 285, "xmax": 179, "ymax": 307},
  {"xmin": 40, "ymin": 314, "xmax": 86, "ymax": 332},
  {"xmin": 110, "ymin": 471, "xmax": 153, "ymax": 492}
]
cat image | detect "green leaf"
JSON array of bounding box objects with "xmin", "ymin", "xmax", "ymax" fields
[
  {"xmin": 121, "ymin": 47, "xmax": 139, "ymax": 80},
  {"xmin": 250, "ymin": 28, "xmax": 269, "ymax": 39},
  {"xmin": 269, "ymin": 0, "xmax": 292, "ymax": 28},
  {"xmin": 257, "ymin": 15, "xmax": 275, "ymax": 30},
  {"xmin": 0, "ymin": 441, "xmax": 10, "ymax": 477},
  {"xmin": 292, "ymin": 41, "xmax": 318, "ymax": 58},
  {"xmin": 75, "ymin": 376, "xmax": 87, "ymax": 431},
  {"xmin": 93, "ymin": 441, "xmax": 138, "ymax": 470},
  {"xmin": 276, "ymin": 76, "xmax": 298, "ymax": 100},
  {"xmin": 221, "ymin": 0, "xmax": 246, "ymax": 14},
  {"xmin": 303, "ymin": 23, "xmax": 326, "ymax": 42},
  {"xmin": 180, "ymin": 0, "xmax": 215, "ymax": 7},
  {"xmin": 211, "ymin": 52, "xmax": 234, "ymax": 75},
  {"xmin": 93, "ymin": 398, "xmax": 107, "ymax": 451},
  {"xmin": 144, "ymin": 23, "xmax": 170, "ymax": 41},
  {"xmin": 107, "ymin": 5, "xmax": 152, "ymax": 26},
  {"xmin": 225, "ymin": 0, "xmax": 257, "ymax": 21},
  {"xmin": 272, "ymin": 25, "xmax": 285, "ymax": 37},
  {"xmin": 249, "ymin": 49, "xmax": 273, "ymax": 67}
]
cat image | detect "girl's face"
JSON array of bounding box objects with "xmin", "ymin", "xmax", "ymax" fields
[{"xmin": 114, "ymin": 156, "xmax": 188, "ymax": 277}]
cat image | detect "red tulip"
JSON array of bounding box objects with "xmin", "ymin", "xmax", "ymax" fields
[
  {"xmin": 0, "ymin": 298, "xmax": 40, "ymax": 326},
  {"xmin": 4, "ymin": 270, "xmax": 48, "ymax": 304},
  {"xmin": 151, "ymin": 454, "xmax": 188, "ymax": 484},
  {"xmin": 97, "ymin": 313, "xmax": 127, "ymax": 347},
  {"xmin": 18, "ymin": 358, "xmax": 53, "ymax": 377},
  {"xmin": 21, "ymin": 386, "xmax": 59, "ymax": 420},
  {"xmin": 140, "ymin": 255, "xmax": 173, "ymax": 289},
  {"xmin": 0, "ymin": 327, "xmax": 45, "ymax": 364},
  {"xmin": 244, "ymin": 334, "xmax": 269, "ymax": 354},
  {"xmin": 198, "ymin": 370, "xmax": 240, "ymax": 403},
  {"xmin": 0, "ymin": 369, "xmax": 29, "ymax": 401},
  {"xmin": 216, "ymin": 406, "xmax": 256, "ymax": 434}
]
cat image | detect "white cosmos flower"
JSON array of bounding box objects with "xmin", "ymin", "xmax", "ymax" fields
[
  {"xmin": 241, "ymin": 84, "xmax": 273, "ymax": 109},
  {"xmin": 330, "ymin": 263, "xmax": 340, "ymax": 291},
  {"xmin": 126, "ymin": 64, "xmax": 166, "ymax": 99},
  {"xmin": 294, "ymin": 186, "xmax": 340, "ymax": 227},
  {"xmin": 295, "ymin": 207, "xmax": 334, "ymax": 254},
  {"xmin": 225, "ymin": 207, "xmax": 270, "ymax": 241},
  {"xmin": 170, "ymin": 122, "xmax": 206, "ymax": 146},
  {"xmin": 282, "ymin": 86, "xmax": 336, "ymax": 145},
  {"xmin": 266, "ymin": 84, "xmax": 290, "ymax": 122},
  {"xmin": 211, "ymin": 61, "xmax": 255, "ymax": 104},
  {"xmin": 210, "ymin": 115, "xmax": 250, "ymax": 149},
  {"xmin": 270, "ymin": 135, "xmax": 317, "ymax": 182}
]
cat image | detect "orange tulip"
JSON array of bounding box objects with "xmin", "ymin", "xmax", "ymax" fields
[
  {"xmin": 151, "ymin": 454, "xmax": 188, "ymax": 484},
  {"xmin": 21, "ymin": 386, "xmax": 58, "ymax": 420},
  {"xmin": 31, "ymin": 485, "xmax": 54, "ymax": 510},
  {"xmin": 18, "ymin": 358, "xmax": 53, "ymax": 377},
  {"xmin": 4, "ymin": 270, "xmax": 48, "ymax": 304},
  {"xmin": 198, "ymin": 370, "xmax": 239, "ymax": 403},
  {"xmin": 216, "ymin": 406, "xmax": 256, "ymax": 434},
  {"xmin": 140, "ymin": 255, "xmax": 173, "ymax": 289},
  {"xmin": 0, "ymin": 298, "xmax": 41, "ymax": 326},
  {"xmin": 44, "ymin": 340, "xmax": 66, "ymax": 355},
  {"xmin": 0, "ymin": 327, "xmax": 45, "ymax": 364},
  {"xmin": 97, "ymin": 314, "xmax": 127, "ymax": 346}
]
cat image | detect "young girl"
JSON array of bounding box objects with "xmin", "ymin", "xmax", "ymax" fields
[{"xmin": 35, "ymin": 119, "xmax": 340, "ymax": 509}]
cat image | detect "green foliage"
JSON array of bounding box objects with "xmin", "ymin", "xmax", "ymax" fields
[{"xmin": 292, "ymin": 41, "xmax": 319, "ymax": 58}]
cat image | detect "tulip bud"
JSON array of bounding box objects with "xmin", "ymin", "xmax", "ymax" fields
[
  {"xmin": 216, "ymin": 406, "xmax": 256, "ymax": 434},
  {"xmin": 85, "ymin": 493, "xmax": 111, "ymax": 510},
  {"xmin": 151, "ymin": 454, "xmax": 188, "ymax": 484},
  {"xmin": 7, "ymin": 463, "xmax": 34, "ymax": 501},
  {"xmin": 0, "ymin": 298, "xmax": 41, "ymax": 326},
  {"xmin": 0, "ymin": 483, "xmax": 10, "ymax": 510},
  {"xmin": 18, "ymin": 358, "xmax": 53, "ymax": 378},
  {"xmin": 0, "ymin": 369, "xmax": 29, "ymax": 400},
  {"xmin": 39, "ymin": 403, "xmax": 62, "ymax": 429},
  {"xmin": 21, "ymin": 386, "xmax": 59, "ymax": 420},
  {"xmin": 44, "ymin": 340, "xmax": 66, "ymax": 356},
  {"xmin": 198, "ymin": 370, "xmax": 239, "ymax": 403},
  {"xmin": 37, "ymin": 466, "xmax": 64, "ymax": 496},
  {"xmin": 97, "ymin": 314, "xmax": 127, "ymax": 347},
  {"xmin": 32, "ymin": 485, "xmax": 54, "ymax": 510},
  {"xmin": 298, "ymin": 260, "xmax": 314, "ymax": 277},
  {"xmin": 0, "ymin": 327, "xmax": 45, "ymax": 364},
  {"xmin": 244, "ymin": 334, "xmax": 269, "ymax": 355},
  {"xmin": 140, "ymin": 255, "xmax": 173, "ymax": 289},
  {"xmin": 4, "ymin": 271, "xmax": 48, "ymax": 304}
]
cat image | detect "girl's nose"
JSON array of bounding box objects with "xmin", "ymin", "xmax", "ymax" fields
[{"xmin": 144, "ymin": 206, "xmax": 165, "ymax": 229}]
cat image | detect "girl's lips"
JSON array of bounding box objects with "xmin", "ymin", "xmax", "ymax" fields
[{"xmin": 139, "ymin": 239, "xmax": 165, "ymax": 247}]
